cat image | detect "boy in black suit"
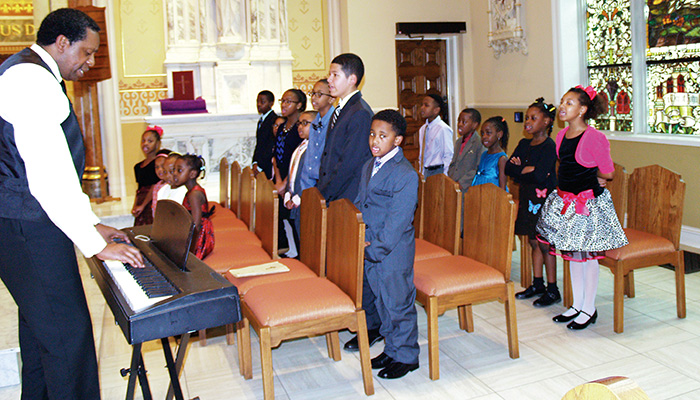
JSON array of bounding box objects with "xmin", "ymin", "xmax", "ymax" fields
[
  {"xmin": 354, "ymin": 110, "xmax": 420, "ymax": 379},
  {"xmin": 317, "ymin": 53, "xmax": 372, "ymax": 203},
  {"xmin": 252, "ymin": 90, "xmax": 277, "ymax": 177}
]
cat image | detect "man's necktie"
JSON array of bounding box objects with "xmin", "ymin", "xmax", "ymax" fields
[{"xmin": 330, "ymin": 107, "xmax": 341, "ymax": 130}]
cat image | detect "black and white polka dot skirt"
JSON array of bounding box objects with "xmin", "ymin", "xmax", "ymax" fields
[{"xmin": 536, "ymin": 188, "xmax": 628, "ymax": 259}]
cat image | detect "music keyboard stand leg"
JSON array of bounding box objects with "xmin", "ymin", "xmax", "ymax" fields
[
  {"xmin": 163, "ymin": 333, "xmax": 190, "ymax": 400},
  {"xmin": 124, "ymin": 343, "xmax": 153, "ymax": 400}
]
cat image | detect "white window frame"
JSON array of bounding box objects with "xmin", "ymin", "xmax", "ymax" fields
[{"xmin": 552, "ymin": 0, "xmax": 700, "ymax": 147}]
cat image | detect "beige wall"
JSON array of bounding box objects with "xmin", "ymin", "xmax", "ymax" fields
[{"xmin": 341, "ymin": 0, "xmax": 474, "ymax": 109}]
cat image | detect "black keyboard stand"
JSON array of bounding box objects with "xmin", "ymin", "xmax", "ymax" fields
[{"xmin": 122, "ymin": 333, "xmax": 191, "ymax": 400}]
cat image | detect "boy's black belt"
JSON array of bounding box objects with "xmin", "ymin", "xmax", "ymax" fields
[{"xmin": 425, "ymin": 164, "xmax": 443, "ymax": 171}]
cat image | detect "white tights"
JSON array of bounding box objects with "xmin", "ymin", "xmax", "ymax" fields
[{"xmin": 562, "ymin": 259, "xmax": 599, "ymax": 323}]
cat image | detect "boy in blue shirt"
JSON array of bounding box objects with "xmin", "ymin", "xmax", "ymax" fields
[{"xmin": 354, "ymin": 109, "xmax": 420, "ymax": 379}]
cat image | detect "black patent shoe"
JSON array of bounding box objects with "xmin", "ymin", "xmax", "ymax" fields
[
  {"xmin": 567, "ymin": 310, "xmax": 598, "ymax": 330},
  {"xmin": 533, "ymin": 290, "xmax": 562, "ymax": 307},
  {"xmin": 344, "ymin": 328, "xmax": 383, "ymax": 351},
  {"xmin": 378, "ymin": 361, "xmax": 419, "ymax": 379},
  {"xmin": 552, "ymin": 308, "xmax": 580, "ymax": 323},
  {"xmin": 371, "ymin": 352, "xmax": 394, "ymax": 369},
  {"xmin": 515, "ymin": 285, "xmax": 546, "ymax": 299}
]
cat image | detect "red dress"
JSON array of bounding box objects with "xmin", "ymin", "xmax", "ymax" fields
[{"xmin": 183, "ymin": 185, "xmax": 215, "ymax": 259}]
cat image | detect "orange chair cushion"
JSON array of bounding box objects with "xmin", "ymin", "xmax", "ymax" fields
[
  {"xmin": 204, "ymin": 243, "xmax": 272, "ymax": 274},
  {"xmin": 225, "ymin": 258, "xmax": 317, "ymax": 295},
  {"xmin": 414, "ymin": 255, "xmax": 506, "ymax": 297},
  {"xmin": 415, "ymin": 238, "xmax": 452, "ymax": 261},
  {"xmin": 215, "ymin": 229, "xmax": 261, "ymax": 246},
  {"xmin": 211, "ymin": 212, "xmax": 248, "ymax": 232},
  {"xmin": 244, "ymin": 277, "xmax": 355, "ymax": 326},
  {"xmin": 605, "ymin": 228, "xmax": 676, "ymax": 261}
]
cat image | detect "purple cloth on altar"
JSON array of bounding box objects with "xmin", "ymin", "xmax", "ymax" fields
[{"xmin": 159, "ymin": 97, "xmax": 208, "ymax": 115}]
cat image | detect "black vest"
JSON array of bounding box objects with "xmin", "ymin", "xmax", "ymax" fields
[{"xmin": 0, "ymin": 47, "xmax": 85, "ymax": 222}]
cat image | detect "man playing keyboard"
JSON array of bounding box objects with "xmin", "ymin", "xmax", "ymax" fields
[{"xmin": 0, "ymin": 8, "xmax": 143, "ymax": 399}]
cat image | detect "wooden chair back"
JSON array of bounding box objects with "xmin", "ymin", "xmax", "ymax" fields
[
  {"xmin": 326, "ymin": 199, "xmax": 365, "ymax": 308},
  {"xmin": 607, "ymin": 163, "xmax": 628, "ymax": 226},
  {"xmin": 414, "ymin": 173, "xmax": 424, "ymax": 239},
  {"xmin": 626, "ymin": 164, "xmax": 685, "ymax": 248},
  {"xmin": 240, "ymin": 167, "xmax": 256, "ymax": 231},
  {"xmin": 230, "ymin": 161, "xmax": 242, "ymax": 216},
  {"xmin": 299, "ymin": 187, "xmax": 327, "ymax": 277},
  {"xmin": 254, "ymin": 174, "xmax": 279, "ymax": 259},
  {"xmin": 219, "ymin": 158, "xmax": 230, "ymax": 208},
  {"xmin": 462, "ymin": 183, "xmax": 516, "ymax": 279},
  {"xmin": 423, "ymin": 174, "xmax": 461, "ymax": 255}
]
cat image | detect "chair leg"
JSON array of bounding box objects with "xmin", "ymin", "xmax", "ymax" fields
[
  {"xmin": 519, "ymin": 235, "xmax": 532, "ymax": 289},
  {"xmin": 457, "ymin": 305, "xmax": 474, "ymax": 333},
  {"xmin": 226, "ymin": 323, "xmax": 236, "ymax": 345},
  {"xmin": 625, "ymin": 270, "xmax": 636, "ymax": 298},
  {"xmin": 325, "ymin": 332, "xmax": 341, "ymax": 361},
  {"xmin": 613, "ymin": 267, "xmax": 625, "ymax": 334},
  {"xmin": 676, "ymin": 251, "xmax": 686, "ymax": 319},
  {"xmin": 426, "ymin": 296, "xmax": 440, "ymax": 380},
  {"xmin": 355, "ymin": 311, "xmax": 375, "ymax": 396},
  {"xmin": 198, "ymin": 329, "xmax": 207, "ymax": 346},
  {"xmin": 238, "ymin": 319, "xmax": 253, "ymax": 379},
  {"xmin": 563, "ymin": 260, "xmax": 572, "ymax": 308},
  {"xmin": 504, "ymin": 282, "xmax": 519, "ymax": 359},
  {"xmin": 259, "ymin": 327, "xmax": 275, "ymax": 400}
]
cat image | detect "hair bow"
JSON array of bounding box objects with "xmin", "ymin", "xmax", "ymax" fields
[
  {"xmin": 148, "ymin": 125, "xmax": 164, "ymax": 138},
  {"xmin": 575, "ymin": 85, "xmax": 597, "ymax": 100}
]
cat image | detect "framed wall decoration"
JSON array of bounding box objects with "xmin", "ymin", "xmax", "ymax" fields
[{"xmin": 487, "ymin": 0, "xmax": 528, "ymax": 58}]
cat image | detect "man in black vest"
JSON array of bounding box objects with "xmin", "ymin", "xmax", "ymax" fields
[{"xmin": 0, "ymin": 9, "xmax": 143, "ymax": 399}]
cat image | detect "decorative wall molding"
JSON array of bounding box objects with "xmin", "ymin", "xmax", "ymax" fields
[{"xmin": 487, "ymin": 0, "xmax": 528, "ymax": 58}]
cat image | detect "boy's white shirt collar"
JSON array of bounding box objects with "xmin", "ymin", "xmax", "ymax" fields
[
  {"xmin": 375, "ymin": 146, "xmax": 400, "ymax": 166},
  {"xmin": 337, "ymin": 89, "xmax": 359, "ymax": 110},
  {"xmin": 260, "ymin": 109, "xmax": 273, "ymax": 120},
  {"xmin": 30, "ymin": 44, "xmax": 62, "ymax": 83}
]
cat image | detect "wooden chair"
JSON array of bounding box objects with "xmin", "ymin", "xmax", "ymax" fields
[
  {"xmin": 230, "ymin": 161, "xmax": 242, "ymax": 217},
  {"xmin": 415, "ymin": 174, "xmax": 461, "ymax": 261},
  {"xmin": 219, "ymin": 157, "xmax": 230, "ymax": 208},
  {"xmin": 561, "ymin": 376, "xmax": 650, "ymax": 400},
  {"xmin": 413, "ymin": 183, "xmax": 519, "ymax": 380},
  {"xmin": 600, "ymin": 164, "xmax": 685, "ymax": 333},
  {"xmin": 237, "ymin": 199, "xmax": 373, "ymax": 399},
  {"xmin": 563, "ymin": 163, "xmax": 629, "ymax": 308},
  {"xmin": 507, "ymin": 176, "xmax": 532, "ymax": 289}
]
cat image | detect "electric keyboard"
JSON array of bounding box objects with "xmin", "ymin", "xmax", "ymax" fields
[{"xmin": 86, "ymin": 224, "xmax": 241, "ymax": 345}]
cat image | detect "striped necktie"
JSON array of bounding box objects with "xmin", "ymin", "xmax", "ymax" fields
[
  {"xmin": 371, "ymin": 158, "xmax": 382, "ymax": 177},
  {"xmin": 330, "ymin": 107, "xmax": 341, "ymax": 130}
]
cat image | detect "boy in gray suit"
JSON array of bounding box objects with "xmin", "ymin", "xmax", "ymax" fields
[
  {"xmin": 448, "ymin": 108, "xmax": 483, "ymax": 190},
  {"xmin": 354, "ymin": 110, "xmax": 419, "ymax": 379}
]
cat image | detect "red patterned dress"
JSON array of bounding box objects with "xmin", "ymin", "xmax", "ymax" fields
[{"xmin": 183, "ymin": 184, "xmax": 215, "ymax": 259}]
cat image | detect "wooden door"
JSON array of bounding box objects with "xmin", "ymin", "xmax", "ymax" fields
[{"xmin": 395, "ymin": 39, "xmax": 448, "ymax": 168}]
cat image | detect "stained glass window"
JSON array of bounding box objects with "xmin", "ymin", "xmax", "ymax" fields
[
  {"xmin": 585, "ymin": 0, "xmax": 700, "ymax": 135},
  {"xmin": 586, "ymin": 0, "xmax": 633, "ymax": 131}
]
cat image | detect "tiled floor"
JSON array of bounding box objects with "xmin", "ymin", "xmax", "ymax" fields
[{"xmin": 0, "ymin": 196, "xmax": 699, "ymax": 399}]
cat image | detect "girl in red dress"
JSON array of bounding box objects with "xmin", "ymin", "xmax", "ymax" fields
[{"xmin": 171, "ymin": 154, "xmax": 214, "ymax": 259}]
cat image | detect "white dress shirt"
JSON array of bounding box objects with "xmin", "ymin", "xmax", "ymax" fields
[
  {"xmin": 0, "ymin": 44, "xmax": 107, "ymax": 257},
  {"xmin": 418, "ymin": 115, "xmax": 454, "ymax": 175},
  {"xmin": 371, "ymin": 146, "xmax": 400, "ymax": 177}
]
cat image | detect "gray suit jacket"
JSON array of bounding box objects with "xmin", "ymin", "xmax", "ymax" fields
[
  {"xmin": 447, "ymin": 132, "xmax": 484, "ymax": 190},
  {"xmin": 354, "ymin": 148, "xmax": 418, "ymax": 266}
]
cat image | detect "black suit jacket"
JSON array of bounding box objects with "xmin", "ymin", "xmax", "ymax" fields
[
  {"xmin": 317, "ymin": 92, "xmax": 373, "ymax": 202},
  {"xmin": 252, "ymin": 110, "xmax": 278, "ymax": 177}
]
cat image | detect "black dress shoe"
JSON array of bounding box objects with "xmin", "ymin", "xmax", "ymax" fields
[
  {"xmin": 552, "ymin": 308, "xmax": 580, "ymax": 323},
  {"xmin": 567, "ymin": 310, "xmax": 598, "ymax": 330},
  {"xmin": 371, "ymin": 352, "xmax": 393, "ymax": 369},
  {"xmin": 533, "ymin": 290, "xmax": 562, "ymax": 307},
  {"xmin": 515, "ymin": 285, "xmax": 546, "ymax": 299},
  {"xmin": 343, "ymin": 329, "xmax": 383, "ymax": 352},
  {"xmin": 378, "ymin": 361, "xmax": 419, "ymax": 379}
]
